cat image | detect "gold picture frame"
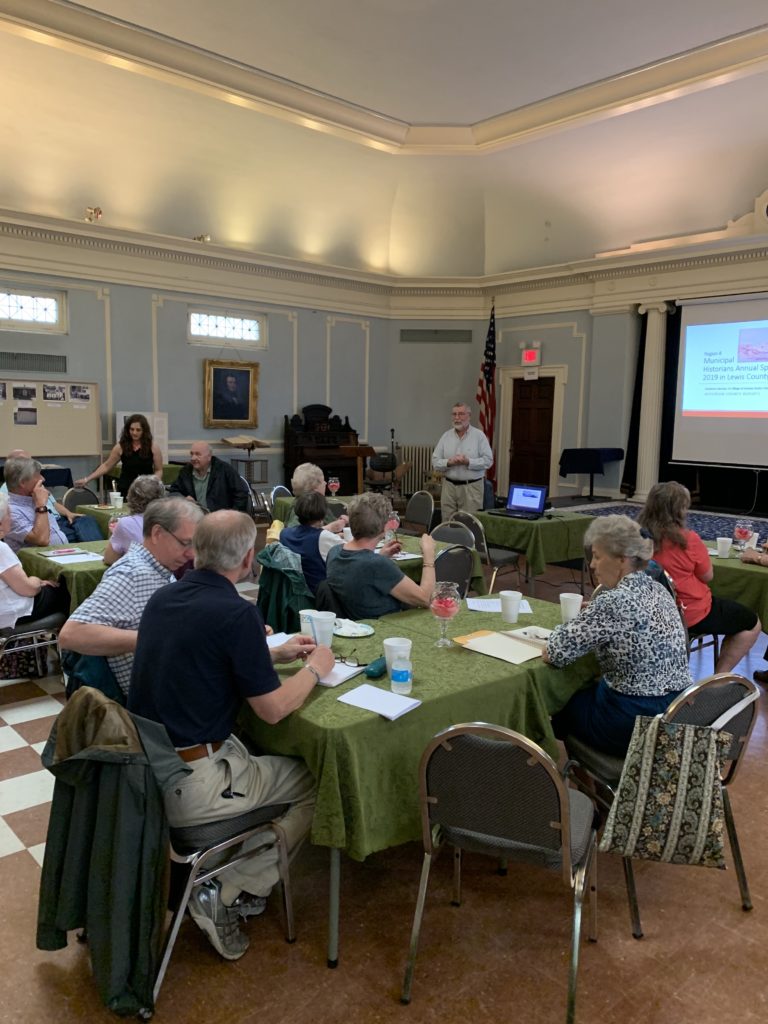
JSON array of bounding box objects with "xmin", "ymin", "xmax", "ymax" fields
[{"xmin": 203, "ymin": 359, "xmax": 260, "ymax": 428}]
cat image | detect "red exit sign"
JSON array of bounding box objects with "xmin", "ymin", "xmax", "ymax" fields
[{"xmin": 521, "ymin": 347, "xmax": 540, "ymax": 365}]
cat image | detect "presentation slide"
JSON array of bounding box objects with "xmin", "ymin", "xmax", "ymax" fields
[{"xmin": 672, "ymin": 297, "xmax": 768, "ymax": 468}]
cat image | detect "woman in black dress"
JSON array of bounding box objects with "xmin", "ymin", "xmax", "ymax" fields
[{"xmin": 76, "ymin": 414, "xmax": 163, "ymax": 497}]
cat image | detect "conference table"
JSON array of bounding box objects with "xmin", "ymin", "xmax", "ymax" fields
[
  {"xmin": 239, "ymin": 599, "xmax": 596, "ymax": 965},
  {"xmin": 18, "ymin": 541, "xmax": 107, "ymax": 612},
  {"xmin": 477, "ymin": 509, "xmax": 591, "ymax": 590},
  {"xmin": 76, "ymin": 503, "xmax": 130, "ymax": 539}
]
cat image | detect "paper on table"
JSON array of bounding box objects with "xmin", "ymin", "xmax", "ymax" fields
[
  {"xmin": 390, "ymin": 551, "xmax": 420, "ymax": 561},
  {"xmin": 503, "ymin": 626, "xmax": 552, "ymax": 650},
  {"xmin": 466, "ymin": 597, "xmax": 532, "ymax": 614},
  {"xmin": 461, "ymin": 631, "xmax": 541, "ymax": 665},
  {"xmin": 265, "ymin": 632, "xmax": 291, "ymax": 648},
  {"xmin": 317, "ymin": 663, "xmax": 365, "ymax": 688},
  {"xmin": 338, "ymin": 682, "xmax": 421, "ymax": 719},
  {"xmin": 44, "ymin": 551, "xmax": 105, "ymax": 565}
]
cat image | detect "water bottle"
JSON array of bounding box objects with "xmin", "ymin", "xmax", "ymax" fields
[{"xmin": 391, "ymin": 655, "xmax": 413, "ymax": 696}]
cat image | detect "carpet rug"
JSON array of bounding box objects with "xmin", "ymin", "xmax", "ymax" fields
[{"xmin": 567, "ymin": 502, "xmax": 768, "ymax": 542}]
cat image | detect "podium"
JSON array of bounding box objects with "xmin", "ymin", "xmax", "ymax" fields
[{"xmin": 340, "ymin": 445, "xmax": 376, "ymax": 494}]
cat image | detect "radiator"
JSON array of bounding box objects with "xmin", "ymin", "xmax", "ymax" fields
[{"xmin": 398, "ymin": 444, "xmax": 436, "ymax": 495}]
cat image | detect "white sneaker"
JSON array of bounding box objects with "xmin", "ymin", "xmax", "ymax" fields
[{"xmin": 188, "ymin": 880, "xmax": 249, "ymax": 960}]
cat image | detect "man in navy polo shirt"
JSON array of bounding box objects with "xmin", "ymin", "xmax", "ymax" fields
[{"xmin": 129, "ymin": 510, "xmax": 333, "ymax": 962}]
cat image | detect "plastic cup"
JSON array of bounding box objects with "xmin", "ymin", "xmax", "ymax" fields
[
  {"xmin": 716, "ymin": 537, "xmax": 732, "ymax": 558},
  {"xmin": 500, "ymin": 590, "xmax": 523, "ymax": 624},
  {"xmin": 383, "ymin": 637, "xmax": 412, "ymax": 678},
  {"xmin": 109, "ymin": 492, "xmax": 124, "ymax": 509},
  {"xmin": 560, "ymin": 592, "xmax": 583, "ymax": 623},
  {"xmin": 299, "ymin": 609, "xmax": 315, "ymax": 636},
  {"xmin": 310, "ymin": 611, "xmax": 335, "ymax": 648},
  {"xmin": 746, "ymin": 532, "xmax": 760, "ymax": 550}
]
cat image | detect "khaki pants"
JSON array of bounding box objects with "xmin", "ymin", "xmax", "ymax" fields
[
  {"xmin": 440, "ymin": 478, "xmax": 484, "ymax": 522},
  {"xmin": 165, "ymin": 735, "xmax": 315, "ymax": 904}
]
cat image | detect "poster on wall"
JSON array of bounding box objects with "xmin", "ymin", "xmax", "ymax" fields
[
  {"xmin": 203, "ymin": 358, "xmax": 260, "ymax": 428},
  {"xmin": 43, "ymin": 384, "xmax": 66, "ymax": 403},
  {"xmin": 13, "ymin": 407, "xmax": 37, "ymax": 426},
  {"xmin": 0, "ymin": 382, "xmax": 6, "ymax": 402},
  {"xmin": 12, "ymin": 383, "xmax": 36, "ymax": 402},
  {"xmin": 69, "ymin": 384, "xmax": 92, "ymax": 404}
]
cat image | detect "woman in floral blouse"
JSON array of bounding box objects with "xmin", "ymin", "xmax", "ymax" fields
[{"xmin": 544, "ymin": 515, "xmax": 691, "ymax": 756}]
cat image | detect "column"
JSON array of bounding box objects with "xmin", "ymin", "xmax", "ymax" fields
[{"xmin": 634, "ymin": 302, "xmax": 672, "ymax": 501}]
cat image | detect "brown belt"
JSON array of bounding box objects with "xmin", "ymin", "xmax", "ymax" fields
[{"xmin": 175, "ymin": 741, "xmax": 223, "ymax": 763}]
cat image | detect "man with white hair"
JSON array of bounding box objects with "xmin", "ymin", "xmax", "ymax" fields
[
  {"xmin": 169, "ymin": 441, "xmax": 247, "ymax": 512},
  {"xmin": 129, "ymin": 510, "xmax": 333, "ymax": 961},
  {"xmin": 2, "ymin": 449, "xmax": 101, "ymax": 544},
  {"xmin": 431, "ymin": 402, "xmax": 493, "ymax": 521}
]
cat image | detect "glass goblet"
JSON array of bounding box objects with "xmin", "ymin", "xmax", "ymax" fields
[
  {"xmin": 733, "ymin": 519, "xmax": 753, "ymax": 552},
  {"xmin": 384, "ymin": 511, "xmax": 400, "ymax": 544},
  {"xmin": 327, "ymin": 476, "xmax": 340, "ymax": 496},
  {"xmin": 430, "ymin": 581, "xmax": 461, "ymax": 648}
]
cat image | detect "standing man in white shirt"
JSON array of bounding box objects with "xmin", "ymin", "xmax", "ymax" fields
[{"xmin": 431, "ymin": 403, "xmax": 493, "ymax": 522}]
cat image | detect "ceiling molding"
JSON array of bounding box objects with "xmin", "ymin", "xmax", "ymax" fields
[
  {"xmin": 3, "ymin": 209, "xmax": 768, "ymax": 322},
  {"xmin": 2, "ymin": 1, "xmax": 767, "ymax": 155}
]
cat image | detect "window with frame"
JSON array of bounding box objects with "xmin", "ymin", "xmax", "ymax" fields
[
  {"xmin": 187, "ymin": 308, "xmax": 267, "ymax": 348},
  {"xmin": 0, "ymin": 288, "xmax": 66, "ymax": 332}
]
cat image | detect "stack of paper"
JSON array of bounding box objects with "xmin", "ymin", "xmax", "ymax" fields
[
  {"xmin": 453, "ymin": 629, "xmax": 542, "ymax": 665},
  {"xmin": 338, "ymin": 683, "xmax": 421, "ymax": 719}
]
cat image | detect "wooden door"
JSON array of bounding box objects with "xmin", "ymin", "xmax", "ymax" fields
[{"xmin": 508, "ymin": 377, "xmax": 554, "ymax": 484}]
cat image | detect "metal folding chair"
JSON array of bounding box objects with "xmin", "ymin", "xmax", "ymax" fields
[
  {"xmin": 434, "ymin": 544, "xmax": 474, "ymax": 598},
  {"xmin": 452, "ymin": 510, "xmax": 520, "ymax": 593},
  {"xmin": 402, "ymin": 724, "xmax": 597, "ymax": 1024}
]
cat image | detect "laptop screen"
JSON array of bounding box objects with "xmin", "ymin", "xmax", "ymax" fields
[{"xmin": 505, "ymin": 483, "xmax": 548, "ymax": 514}]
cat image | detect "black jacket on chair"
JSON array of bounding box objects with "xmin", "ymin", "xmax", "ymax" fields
[
  {"xmin": 169, "ymin": 456, "xmax": 248, "ymax": 512},
  {"xmin": 36, "ymin": 687, "xmax": 189, "ymax": 1016}
]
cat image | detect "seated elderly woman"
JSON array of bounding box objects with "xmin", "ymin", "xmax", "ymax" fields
[
  {"xmin": 325, "ymin": 492, "xmax": 436, "ymax": 619},
  {"xmin": 103, "ymin": 474, "xmax": 167, "ymax": 566},
  {"xmin": 0, "ymin": 492, "xmax": 69, "ymax": 632},
  {"xmin": 286, "ymin": 462, "xmax": 347, "ymax": 534},
  {"xmin": 639, "ymin": 481, "xmax": 761, "ymax": 673},
  {"xmin": 279, "ymin": 491, "xmax": 343, "ymax": 593},
  {"xmin": 544, "ymin": 514, "xmax": 692, "ymax": 757}
]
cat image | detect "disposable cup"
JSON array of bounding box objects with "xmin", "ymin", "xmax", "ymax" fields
[
  {"xmin": 299, "ymin": 609, "xmax": 315, "ymax": 636},
  {"xmin": 746, "ymin": 532, "xmax": 759, "ymax": 550},
  {"xmin": 500, "ymin": 590, "xmax": 523, "ymax": 624},
  {"xmin": 309, "ymin": 611, "xmax": 335, "ymax": 648},
  {"xmin": 560, "ymin": 592, "xmax": 583, "ymax": 623},
  {"xmin": 716, "ymin": 537, "xmax": 732, "ymax": 558},
  {"xmin": 109, "ymin": 492, "xmax": 124, "ymax": 509},
  {"xmin": 383, "ymin": 637, "xmax": 412, "ymax": 678}
]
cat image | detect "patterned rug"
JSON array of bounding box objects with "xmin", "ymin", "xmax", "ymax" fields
[{"xmin": 567, "ymin": 502, "xmax": 768, "ymax": 542}]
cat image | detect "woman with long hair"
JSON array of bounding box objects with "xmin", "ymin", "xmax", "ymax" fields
[
  {"xmin": 76, "ymin": 414, "xmax": 163, "ymax": 497},
  {"xmin": 638, "ymin": 481, "xmax": 761, "ymax": 673}
]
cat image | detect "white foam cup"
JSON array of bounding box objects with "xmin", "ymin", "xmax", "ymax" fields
[
  {"xmin": 299, "ymin": 609, "xmax": 316, "ymax": 636},
  {"xmin": 500, "ymin": 590, "xmax": 523, "ymax": 624},
  {"xmin": 716, "ymin": 537, "xmax": 732, "ymax": 558},
  {"xmin": 746, "ymin": 532, "xmax": 759, "ymax": 550},
  {"xmin": 560, "ymin": 592, "xmax": 583, "ymax": 623},
  {"xmin": 109, "ymin": 492, "xmax": 124, "ymax": 509},
  {"xmin": 310, "ymin": 611, "xmax": 335, "ymax": 647},
  {"xmin": 383, "ymin": 637, "xmax": 412, "ymax": 678}
]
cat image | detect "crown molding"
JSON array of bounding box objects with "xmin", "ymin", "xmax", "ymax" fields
[
  {"xmin": 2, "ymin": 208, "xmax": 768, "ymax": 320},
  {"xmin": 2, "ymin": 1, "xmax": 767, "ymax": 155}
]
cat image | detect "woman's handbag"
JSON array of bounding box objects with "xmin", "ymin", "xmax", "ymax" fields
[{"xmin": 599, "ymin": 714, "xmax": 732, "ymax": 869}]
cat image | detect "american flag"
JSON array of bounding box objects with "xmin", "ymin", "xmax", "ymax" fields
[{"xmin": 476, "ymin": 304, "xmax": 496, "ymax": 478}]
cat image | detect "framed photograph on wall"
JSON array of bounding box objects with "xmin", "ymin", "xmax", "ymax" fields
[{"xmin": 204, "ymin": 358, "xmax": 260, "ymax": 428}]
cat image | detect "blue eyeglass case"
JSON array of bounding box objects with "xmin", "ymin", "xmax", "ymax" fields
[{"xmin": 364, "ymin": 656, "xmax": 387, "ymax": 679}]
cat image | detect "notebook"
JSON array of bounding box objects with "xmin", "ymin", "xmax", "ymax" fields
[{"xmin": 487, "ymin": 482, "xmax": 548, "ymax": 520}]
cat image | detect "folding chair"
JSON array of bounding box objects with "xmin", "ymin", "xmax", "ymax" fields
[
  {"xmin": 398, "ymin": 490, "xmax": 434, "ymax": 537},
  {"xmin": 402, "ymin": 723, "xmax": 597, "ymax": 1024},
  {"xmin": 61, "ymin": 486, "xmax": 99, "ymax": 511},
  {"xmin": 452, "ymin": 510, "xmax": 520, "ymax": 593},
  {"xmin": 434, "ymin": 544, "xmax": 474, "ymax": 598},
  {"xmin": 430, "ymin": 521, "xmax": 475, "ymax": 548}
]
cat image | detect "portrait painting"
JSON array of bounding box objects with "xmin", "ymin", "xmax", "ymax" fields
[{"xmin": 204, "ymin": 358, "xmax": 259, "ymax": 428}]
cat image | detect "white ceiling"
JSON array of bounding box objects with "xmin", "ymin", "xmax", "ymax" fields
[{"xmin": 1, "ymin": 0, "xmax": 768, "ymax": 277}]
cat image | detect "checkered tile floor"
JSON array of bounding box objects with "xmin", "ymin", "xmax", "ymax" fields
[{"xmin": 0, "ymin": 674, "xmax": 66, "ymax": 866}]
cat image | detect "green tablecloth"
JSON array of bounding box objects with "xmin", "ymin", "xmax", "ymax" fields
[
  {"xmin": 711, "ymin": 553, "xmax": 768, "ymax": 625},
  {"xmin": 76, "ymin": 504, "xmax": 131, "ymax": 539},
  {"xmin": 18, "ymin": 541, "xmax": 107, "ymax": 612},
  {"xmin": 477, "ymin": 509, "xmax": 591, "ymax": 578},
  {"xmin": 239, "ymin": 600, "xmax": 595, "ymax": 860}
]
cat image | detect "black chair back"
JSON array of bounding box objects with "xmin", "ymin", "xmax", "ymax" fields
[{"xmin": 434, "ymin": 544, "xmax": 473, "ymax": 597}]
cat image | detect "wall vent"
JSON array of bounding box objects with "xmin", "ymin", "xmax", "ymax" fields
[
  {"xmin": 399, "ymin": 329, "xmax": 472, "ymax": 344},
  {"xmin": 0, "ymin": 352, "xmax": 67, "ymax": 374}
]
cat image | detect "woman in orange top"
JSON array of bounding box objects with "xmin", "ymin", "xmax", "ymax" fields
[{"xmin": 638, "ymin": 481, "xmax": 760, "ymax": 674}]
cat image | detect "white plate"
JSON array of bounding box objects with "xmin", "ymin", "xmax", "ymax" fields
[{"xmin": 333, "ymin": 619, "xmax": 375, "ymax": 638}]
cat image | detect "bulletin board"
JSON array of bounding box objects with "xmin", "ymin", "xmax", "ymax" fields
[{"xmin": 0, "ymin": 378, "xmax": 101, "ymax": 457}]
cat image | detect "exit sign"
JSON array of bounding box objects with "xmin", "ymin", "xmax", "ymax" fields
[{"xmin": 521, "ymin": 347, "xmax": 540, "ymax": 366}]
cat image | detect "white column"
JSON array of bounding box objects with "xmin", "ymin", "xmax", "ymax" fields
[{"xmin": 634, "ymin": 302, "xmax": 672, "ymax": 501}]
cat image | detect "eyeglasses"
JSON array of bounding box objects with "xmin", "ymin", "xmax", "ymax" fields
[
  {"xmin": 335, "ymin": 651, "xmax": 367, "ymax": 668},
  {"xmin": 163, "ymin": 527, "xmax": 195, "ymax": 551}
]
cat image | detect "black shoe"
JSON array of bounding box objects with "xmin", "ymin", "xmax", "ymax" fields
[{"xmin": 753, "ymin": 670, "xmax": 768, "ymax": 686}]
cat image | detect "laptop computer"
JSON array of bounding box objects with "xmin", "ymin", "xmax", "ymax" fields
[{"xmin": 487, "ymin": 482, "xmax": 548, "ymax": 520}]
